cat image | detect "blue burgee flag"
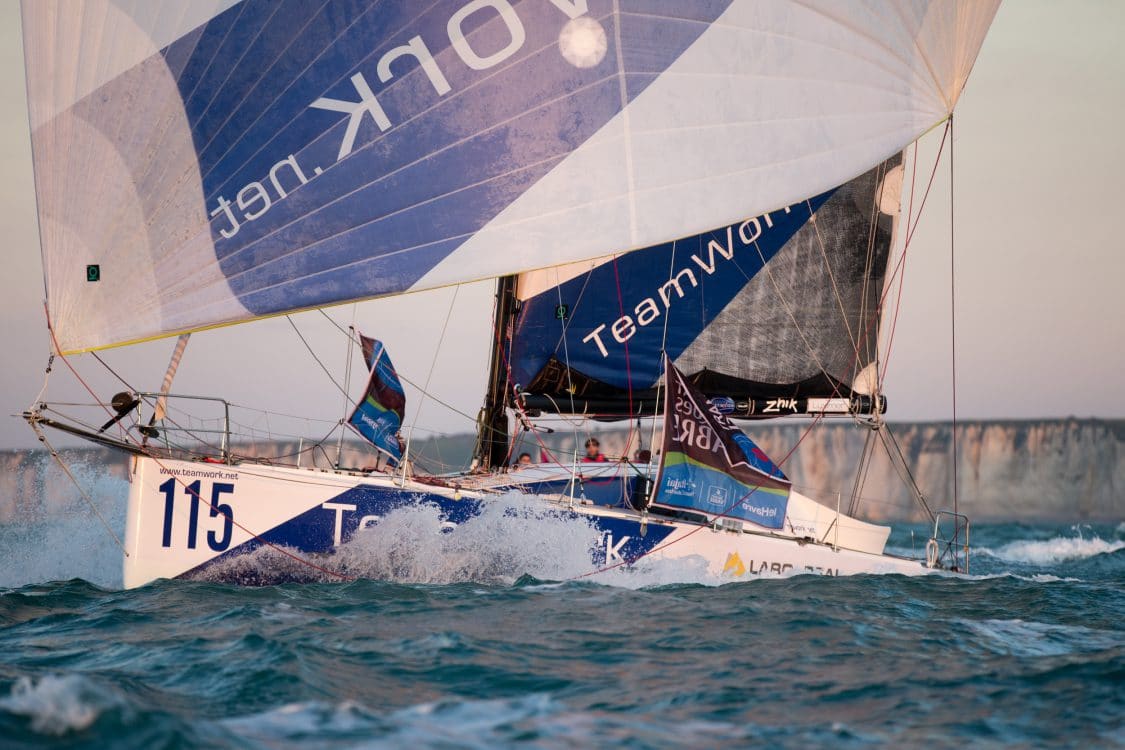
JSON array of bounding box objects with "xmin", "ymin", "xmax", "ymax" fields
[{"xmin": 347, "ymin": 335, "xmax": 405, "ymax": 465}]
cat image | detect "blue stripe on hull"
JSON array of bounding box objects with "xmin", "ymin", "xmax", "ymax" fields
[{"xmin": 183, "ymin": 483, "xmax": 673, "ymax": 583}]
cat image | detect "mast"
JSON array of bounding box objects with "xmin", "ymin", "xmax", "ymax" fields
[{"xmin": 475, "ymin": 275, "xmax": 518, "ymax": 471}]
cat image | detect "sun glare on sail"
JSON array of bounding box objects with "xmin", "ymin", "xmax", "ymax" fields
[{"xmin": 558, "ymin": 17, "xmax": 607, "ymax": 69}]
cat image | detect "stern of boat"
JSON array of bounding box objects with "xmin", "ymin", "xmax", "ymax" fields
[{"xmin": 925, "ymin": 510, "xmax": 971, "ymax": 573}]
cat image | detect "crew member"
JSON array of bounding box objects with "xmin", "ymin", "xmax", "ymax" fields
[{"xmin": 582, "ymin": 437, "xmax": 607, "ymax": 463}]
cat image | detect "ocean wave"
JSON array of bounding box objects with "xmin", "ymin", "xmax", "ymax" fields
[
  {"xmin": 960, "ymin": 618, "xmax": 1121, "ymax": 658},
  {"xmin": 959, "ymin": 572, "xmax": 1084, "ymax": 584},
  {"xmin": 977, "ymin": 533, "xmax": 1125, "ymax": 565},
  {"xmin": 217, "ymin": 693, "xmax": 782, "ymax": 748}
]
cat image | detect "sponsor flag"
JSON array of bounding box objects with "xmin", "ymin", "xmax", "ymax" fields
[
  {"xmin": 653, "ymin": 361, "xmax": 790, "ymax": 529},
  {"xmin": 347, "ymin": 335, "xmax": 405, "ymax": 465}
]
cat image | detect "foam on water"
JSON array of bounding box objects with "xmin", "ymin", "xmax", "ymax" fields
[
  {"xmin": 1020, "ymin": 573, "xmax": 1082, "ymax": 583},
  {"xmin": 334, "ymin": 495, "xmax": 603, "ymax": 584},
  {"xmin": 0, "ymin": 460, "xmax": 127, "ymax": 589},
  {"xmin": 978, "ymin": 531, "xmax": 1125, "ymax": 565},
  {"xmin": 0, "ymin": 674, "xmax": 125, "ymax": 736},
  {"xmin": 192, "ymin": 495, "xmax": 600, "ymax": 586},
  {"xmin": 194, "ymin": 493, "xmax": 730, "ymax": 589}
]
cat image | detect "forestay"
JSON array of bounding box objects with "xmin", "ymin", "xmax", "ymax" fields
[{"xmin": 21, "ymin": 0, "xmax": 998, "ymax": 353}]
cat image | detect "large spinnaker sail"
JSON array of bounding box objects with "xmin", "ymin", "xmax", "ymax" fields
[
  {"xmin": 22, "ymin": 0, "xmax": 998, "ymax": 354},
  {"xmin": 511, "ymin": 156, "xmax": 903, "ymax": 415}
]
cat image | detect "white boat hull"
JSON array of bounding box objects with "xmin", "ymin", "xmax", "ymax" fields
[{"xmin": 123, "ymin": 456, "xmax": 926, "ymax": 588}]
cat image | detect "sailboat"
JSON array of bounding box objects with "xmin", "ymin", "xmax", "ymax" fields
[{"xmin": 18, "ymin": 1, "xmax": 999, "ymax": 588}]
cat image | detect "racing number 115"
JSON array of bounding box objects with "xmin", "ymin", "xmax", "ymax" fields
[{"xmin": 158, "ymin": 479, "xmax": 234, "ymax": 551}]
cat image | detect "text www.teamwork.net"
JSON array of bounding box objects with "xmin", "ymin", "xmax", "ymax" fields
[{"xmin": 158, "ymin": 467, "xmax": 239, "ymax": 481}]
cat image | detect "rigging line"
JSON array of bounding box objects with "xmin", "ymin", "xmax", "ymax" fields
[
  {"xmin": 30, "ymin": 424, "xmax": 127, "ymax": 556},
  {"xmin": 535, "ymin": 392, "xmax": 595, "ymax": 431},
  {"xmin": 881, "ymin": 121, "xmax": 951, "ymax": 384},
  {"xmin": 879, "ymin": 426, "xmax": 935, "ymax": 523},
  {"xmin": 510, "ymin": 392, "xmax": 586, "ymax": 479},
  {"xmin": 287, "ymin": 315, "xmax": 352, "ymax": 402},
  {"xmin": 739, "ymin": 244, "xmax": 837, "ymax": 391},
  {"xmin": 226, "ymin": 405, "xmax": 340, "ymax": 424},
  {"xmin": 950, "ymin": 116, "xmax": 959, "ymax": 518},
  {"xmin": 807, "ymin": 198, "xmax": 860, "ymax": 360},
  {"xmin": 507, "ymin": 354, "xmax": 607, "ymax": 479},
  {"xmin": 557, "ymin": 274, "xmax": 600, "ymax": 428},
  {"xmin": 88, "ymin": 350, "xmax": 213, "ymax": 449},
  {"xmin": 858, "ymin": 161, "xmax": 885, "ymax": 383},
  {"xmin": 403, "ymin": 285, "xmax": 459, "ymax": 480},
  {"xmin": 39, "ymin": 313, "xmax": 352, "ymax": 581},
  {"xmin": 85, "ymin": 351, "xmax": 140, "ymax": 443},
  {"xmin": 651, "ymin": 239, "xmax": 681, "ymax": 458},
  {"xmin": 744, "ymin": 192, "xmax": 892, "ymax": 403},
  {"xmin": 30, "ymin": 351, "xmax": 55, "ymax": 411},
  {"xmin": 88, "ymin": 350, "xmax": 230, "ymax": 454},
  {"xmin": 38, "ymin": 406, "xmax": 128, "ymax": 443},
  {"xmin": 880, "ymin": 141, "xmax": 920, "ymax": 389},
  {"xmin": 903, "ymin": 124, "xmax": 951, "ymax": 248},
  {"xmin": 335, "ymin": 304, "xmax": 359, "ymax": 467},
  {"xmin": 500, "ymin": 318, "xmax": 585, "ymax": 475},
  {"xmin": 227, "ymin": 422, "xmax": 342, "ymax": 464},
  {"xmin": 610, "ymin": 256, "xmax": 638, "ymax": 457},
  {"xmin": 42, "ymin": 308, "xmax": 117, "ymax": 424},
  {"xmin": 44, "ymin": 389, "xmax": 290, "ymax": 466},
  {"xmin": 554, "ymin": 268, "xmax": 582, "ymax": 447},
  {"xmin": 846, "ymin": 427, "xmax": 872, "ymax": 516}
]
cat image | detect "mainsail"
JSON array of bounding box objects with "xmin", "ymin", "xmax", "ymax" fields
[
  {"xmin": 21, "ymin": 0, "xmax": 998, "ymax": 354},
  {"xmin": 511, "ymin": 157, "xmax": 903, "ymax": 416}
]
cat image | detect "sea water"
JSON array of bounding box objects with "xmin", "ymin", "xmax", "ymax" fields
[{"xmin": 0, "ymin": 469, "xmax": 1122, "ymax": 748}]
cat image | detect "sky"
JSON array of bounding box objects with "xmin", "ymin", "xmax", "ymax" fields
[{"xmin": 1, "ymin": 0, "xmax": 1123, "ymax": 452}]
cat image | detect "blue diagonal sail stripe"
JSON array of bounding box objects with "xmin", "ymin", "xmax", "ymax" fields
[{"xmin": 157, "ymin": 0, "xmax": 735, "ymax": 316}]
